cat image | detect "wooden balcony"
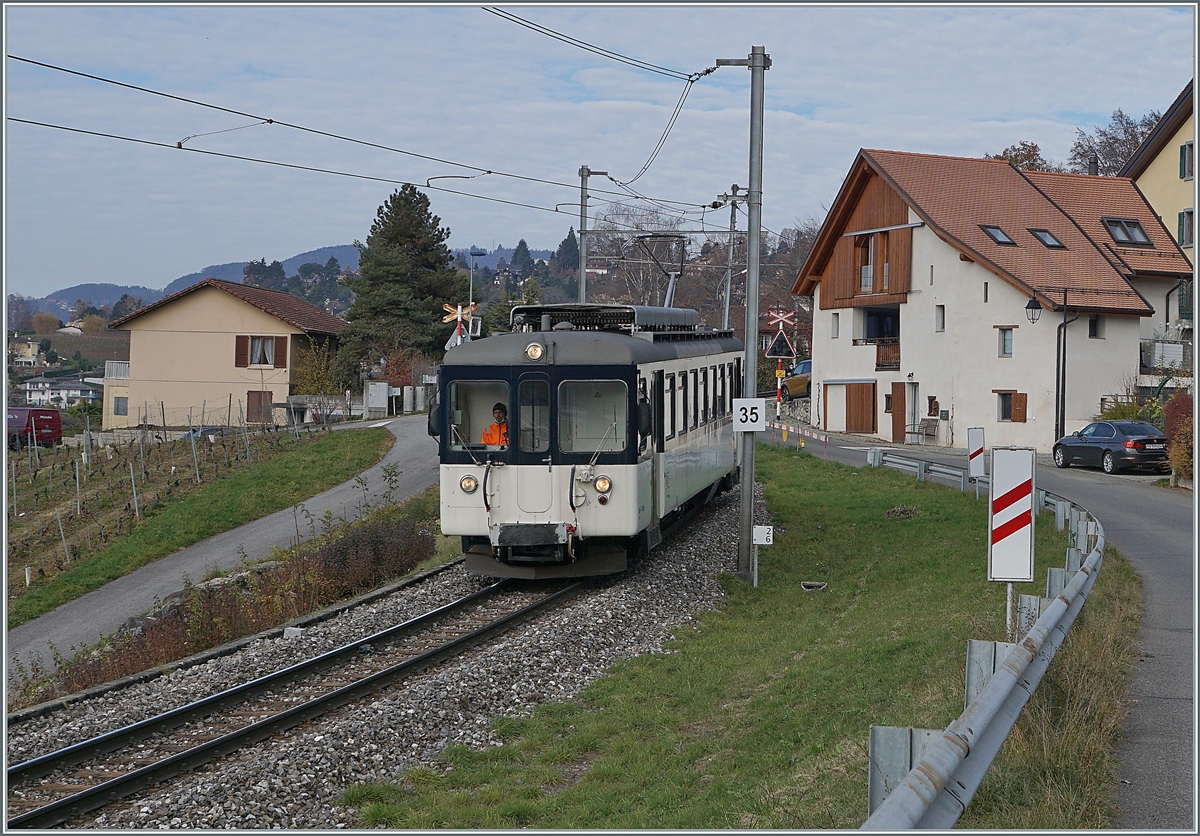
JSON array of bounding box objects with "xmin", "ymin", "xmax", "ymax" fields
[{"xmin": 854, "ymin": 337, "xmax": 900, "ymax": 370}]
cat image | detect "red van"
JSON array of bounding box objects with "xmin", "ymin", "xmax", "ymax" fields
[{"xmin": 7, "ymin": 407, "xmax": 63, "ymax": 449}]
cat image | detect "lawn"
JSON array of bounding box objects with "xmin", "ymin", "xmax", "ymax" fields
[{"xmin": 342, "ymin": 444, "xmax": 1139, "ymax": 828}]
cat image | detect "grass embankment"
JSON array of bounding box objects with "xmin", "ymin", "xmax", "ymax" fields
[
  {"xmin": 7, "ymin": 428, "xmax": 394, "ymax": 629},
  {"xmin": 8, "ymin": 486, "xmax": 460, "ymax": 711},
  {"xmin": 342, "ymin": 445, "xmax": 1140, "ymax": 829}
]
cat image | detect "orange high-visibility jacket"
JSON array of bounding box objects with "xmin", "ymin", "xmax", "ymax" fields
[{"xmin": 482, "ymin": 422, "xmax": 508, "ymax": 445}]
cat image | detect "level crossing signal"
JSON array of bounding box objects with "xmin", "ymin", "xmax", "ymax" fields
[{"xmin": 764, "ymin": 329, "xmax": 796, "ymax": 360}]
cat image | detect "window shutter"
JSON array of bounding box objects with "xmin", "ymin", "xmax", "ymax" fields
[
  {"xmin": 274, "ymin": 336, "xmax": 288, "ymax": 369},
  {"xmin": 1180, "ymin": 212, "xmax": 1187, "ymax": 245},
  {"xmin": 1012, "ymin": 392, "xmax": 1028, "ymax": 423},
  {"xmin": 1182, "ymin": 145, "xmax": 1189, "ymax": 179},
  {"xmin": 235, "ymin": 335, "xmax": 249, "ymax": 368}
]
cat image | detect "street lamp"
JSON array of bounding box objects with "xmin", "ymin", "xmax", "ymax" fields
[
  {"xmin": 1024, "ymin": 297, "xmax": 1042, "ymax": 324},
  {"xmin": 469, "ymin": 248, "xmax": 486, "ymax": 335}
]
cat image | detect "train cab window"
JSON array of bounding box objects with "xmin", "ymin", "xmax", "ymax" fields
[
  {"xmin": 517, "ymin": 379, "xmax": 550, "ymax": 453},
  {"xmin": 665, "ymin": 373, "xmax": 677, "ymax": 440},
  {"xmin": 447, "ymin": 380, "xmax": 509, "ymax": 451},
  {"xmin": 558, "ymin": 380, "xmax": 628, "ymax": 453}
]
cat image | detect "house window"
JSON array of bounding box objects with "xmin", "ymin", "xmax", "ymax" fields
[
  {"xmin": 980, "ymin": 225, "xmax": 1016, "ymax": 245},
  {"xmin": 1029, "ymin": 228, "xmax": 1065, "ymax": 248},
  {"xmin": 1179, "ymin": 209, "xmax": 1194, "ymax": 247},
  {"xmin": 1102, "ymin": 217, "xmax": 1152, "ymax": 246},
  {"xmin": 831, "ymin": 312, "xmax": 840, "ymax": 339},
  {"xmin": 236, "ymin": 335, "xmax": 288, "ymax": 369},
  {"xmin": 857, "ymin": 235, "xmax": 874, "ymax": 291},
  {"xmin": 113, "ymin": 397, "xmax": 128, "ymax": 416},
  {"xmin": 884, "ymin": 394, "xmax": 892, "ymax": 413},
  {"xmin": 983, "ymin": 281, "xmax": 989, "ymax": 303},
  {"xmin": 879, "ymin": 232, "xmax": 890, "ymax": 292},
  {"xmin": 1088, "ymin": 315, "xmax": 1106, "ymax": 339},
  {"xmin": 996, "ymin": 391, "xmax": 1028, "ymax": 423},
  {"xmin": 935, "ymin": 305, "xmax": 945, "ymax": 332},
  {"xmin": 1182, "ymin": 141, "xmax": 1194, "ymax": 180},
  {"xmin": 998, "ymin": 328, "xmax": 1013, "ymax": 357},
  {"xmin": 928, "ymin": 396, "xmax": 939, "ymax": 417}
]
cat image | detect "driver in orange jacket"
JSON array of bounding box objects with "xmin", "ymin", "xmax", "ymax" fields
[{"xmin": 482, "ymin": 403, "xmax": 509, "ymax": 446}]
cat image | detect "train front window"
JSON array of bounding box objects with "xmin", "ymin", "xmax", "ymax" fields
[
  {"xmin": 447, "ymin": 380, "xmax": 509, "ymax": 451},
  {"xmin": 518, "ymin": 379, "xmax": 550, "ymax": 453},
  {"xmin": 558, "ymin": 380, "xmax": 628, "ymax": 453}
]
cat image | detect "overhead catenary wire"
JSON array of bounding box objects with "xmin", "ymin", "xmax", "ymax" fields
[
  {"xmin": 8, "ymin": 116, "xmax": 703, "ymax": 237},
  {"xmin": 6, "ymin": 53, "xmax": 709, "ymax": 210}
]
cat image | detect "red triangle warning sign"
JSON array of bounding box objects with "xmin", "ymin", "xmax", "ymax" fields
[{"xmin": 764, "ymin": 329, "xmax": 797, "ymax": 359}]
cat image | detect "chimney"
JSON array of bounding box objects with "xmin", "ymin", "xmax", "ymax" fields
[{"xmin": 1088, "ymin": 152, "xmax": 1099, "ymax": 176}]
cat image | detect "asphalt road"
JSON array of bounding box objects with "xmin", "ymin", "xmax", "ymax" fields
[
  {"xmin": 6, "ymin": 415, "xmax": 440, "ymax": 676},
  {"xmin": 759, "ymin": 424, "xmax": 1194, "ymax": 830}
]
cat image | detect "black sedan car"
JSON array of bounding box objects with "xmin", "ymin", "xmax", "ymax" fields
[{"xmin": 1052, "ymin": 420, "xmax": 1170, "ymax": 474}]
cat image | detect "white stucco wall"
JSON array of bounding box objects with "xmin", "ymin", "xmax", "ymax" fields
[{"xmin": 810, "ymin": 210, "xmax": 1146, "ymax": 452}]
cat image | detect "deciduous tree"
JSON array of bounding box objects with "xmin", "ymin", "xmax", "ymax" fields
[
  {"xmin": 32, "ymin": 312, "xmax": 59, "ymax": 335},
  {"xmin": 80, "ymin": 314, "xmax": 107, "ymax": 335},
  {"xmin": 984, "ymin": 141, "xmax": 1067, "ymax": 172},
  {"xmin": 1069, "ymin": 109, "xmax": 1161, "ymax": 175}
]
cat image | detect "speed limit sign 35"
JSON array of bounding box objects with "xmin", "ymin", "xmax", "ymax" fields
[{"xmin": 732, "ymin": 398, "xmax": 767, "ymax": 432}]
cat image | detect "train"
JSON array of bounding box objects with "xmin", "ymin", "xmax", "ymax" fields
[{"xmin": 428, "ymin": 303, "xmax": 744, "ymax": 579}]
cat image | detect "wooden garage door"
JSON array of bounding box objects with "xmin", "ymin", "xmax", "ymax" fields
[{"xmin": 846, "ymin": 382, "xmax": 876, "ymax": 434}]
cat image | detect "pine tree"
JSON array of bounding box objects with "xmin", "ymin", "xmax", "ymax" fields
[
  {"xmin": 556, "ymin": 227, "xmax": 579, "ymax": 273},
  {"xmin": 335, "ymin": 186, "xmax": 466, "ymax": 385},
  {"xmin": 511, "ymin": 239, "xmax": 535, "ymax": 277}
]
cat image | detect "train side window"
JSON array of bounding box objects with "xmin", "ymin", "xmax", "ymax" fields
[
  {"xmin": 718, "ymin": 365, "xmax": 726, "ymax": 417},
  {"xmin": 710, "ymin": 365, "xmax": 718, "ymax": 419},
  {"xmin": 447, "ymin": 380, "xmax": 509, "ymax": 451},
  {"xmin": 665, "ymin": 373, "xmax": 676, "ymax": 440},
  {"xmin": 680, "ymin": 370, "xmax": 688, "ymax": 435},
  {"xmin": 517, "ymin": 379, "xmax": 550, "ymax": 453},
  {"xmin": 700, "ymin": 367, "xmax": 709, "ymax": 425},
  {"xmin": 691, "ymin": 369, "xmax": 699, "ymax": 429},
  {"xmin": 558, "ymin": 380, "xmax": 628, "ymax": 453}
]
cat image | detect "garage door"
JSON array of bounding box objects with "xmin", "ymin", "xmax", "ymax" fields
[{"xmin": 846, "ymin": 382, "xmax": 876, "ymax": 433}]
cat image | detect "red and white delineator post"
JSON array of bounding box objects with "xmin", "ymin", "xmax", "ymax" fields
[
  {"xmin": 967, "ymin": 427, "xmax": 985, "ymax": 499},
  {"xmin": 988, "ymin": 447, "xmax": 1036, "ymax": 640}
]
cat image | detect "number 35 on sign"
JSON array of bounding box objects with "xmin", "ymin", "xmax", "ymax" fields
[{"xmin": 732, "ymin": 398, "xmax": 767, "ymax": 432}]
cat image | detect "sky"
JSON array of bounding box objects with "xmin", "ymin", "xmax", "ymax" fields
[{"xmin": 3, "ymin": 4, "xmax": 1195, "ymax": 299}]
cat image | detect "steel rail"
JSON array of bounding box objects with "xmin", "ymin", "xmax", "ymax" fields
[
  {"xmin": 8, "ymin": 581, "xmax": 582, "ymax": 829},
  {"xmin": 863, "ymin": 502, "xmax": 1105, "ymax": 829}
]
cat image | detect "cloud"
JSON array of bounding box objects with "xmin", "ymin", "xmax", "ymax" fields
[{"xmin": 4, "ymin": 5, "xmax": 1192, "ymax": 296}]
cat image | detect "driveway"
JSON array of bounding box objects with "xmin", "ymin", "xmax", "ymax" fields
[
  {"xmin": 7, "ymin": 415, "xmax": 440, "ymax": 676},
  {"xmin": 757, "ymin": 425, "xmax": 1193, "ymax": 830}
]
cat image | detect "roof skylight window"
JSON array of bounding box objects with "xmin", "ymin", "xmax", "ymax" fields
[
  {"xmin": 1102, "ymin": 217, "xmax": 1152, "ymax": 246},
  {"xmin": 1029, "ymin": 228, "xmax": 1066, "ymax": 249},
  {"xmin": 980, "ymin": 225, "xmax": 1016, "ymax": 245}
]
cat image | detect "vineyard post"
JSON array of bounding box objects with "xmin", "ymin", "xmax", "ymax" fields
[
  {"xmin": 129, "ymin": 461, "xmax": 140, "ymax": 518},
  {"xmin": 55, "ymin": 507, "xmax": 70, "ymax": 564}
]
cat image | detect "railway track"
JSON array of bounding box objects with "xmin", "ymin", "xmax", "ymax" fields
[{"xmin": 6, "ymin": 579, "xmax": 582, "ymax": 829}]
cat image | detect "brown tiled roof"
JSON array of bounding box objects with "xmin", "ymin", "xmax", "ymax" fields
[
  {"xmin": 108, "ymin": 278, "xmax": 346, "ymax": 335},
  {"xmin": 796, "ymin": 148, "xmax": 1176, "ymax": 314}
]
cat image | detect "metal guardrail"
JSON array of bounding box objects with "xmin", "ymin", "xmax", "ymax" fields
[{"xmin": 864, "ymin": 450, "xmax": 1104, "ymax": 828}]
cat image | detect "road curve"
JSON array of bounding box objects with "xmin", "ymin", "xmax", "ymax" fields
[{"xmin": 7, "ymin": 416, "xmax": 440, "ymax": 676}]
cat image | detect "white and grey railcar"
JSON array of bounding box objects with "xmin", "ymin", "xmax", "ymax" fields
[{"xmin": 429, "ymin": 303, "xmax": 744, "ymax": 579}]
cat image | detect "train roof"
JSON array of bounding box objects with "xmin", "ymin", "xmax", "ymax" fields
[
  {"xmin": 511, "ymin": 303, "xmax": 699, "ymax": 333},
  {"xmin": 442, "ymin": 326, "xmax": 742, "ymax": 367}
]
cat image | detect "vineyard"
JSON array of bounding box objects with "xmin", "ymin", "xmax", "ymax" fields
[{"xmin": 5, "ymin": 425, "xmax": 371, "ymax": 610}]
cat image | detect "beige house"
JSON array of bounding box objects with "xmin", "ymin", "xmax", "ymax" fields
[
  {"xmin": 103, "ymin": 279, "xmax": 344, "ymax": 430},
  {"xmin": 792, "ymin": 149, "xmax": 1193, "ymax": 452}
]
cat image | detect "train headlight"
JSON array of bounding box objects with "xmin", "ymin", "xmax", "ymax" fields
[
  {"xmin": 525, "ymin": 342, "xmax": 545, "ymax": 361},
  {"xmin": 459, "ymin": 474, "xmax": 479, "ymax": 494},
  {"xmin": 594, "ymin": 475, "xmax": 612, "ymax": 494}
]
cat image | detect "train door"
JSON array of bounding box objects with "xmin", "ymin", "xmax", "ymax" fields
[{"xmin": 515, "ymin": 374, "xmax": 552, "ymax": 513}]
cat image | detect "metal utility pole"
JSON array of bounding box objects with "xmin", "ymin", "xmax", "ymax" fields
[
  {"xmin": 578, "ymin": 165, "xmax": 607, "ymax": 303},
  {"xmin": 714, "ymin": 184, "xmax": 741, "ymax": 330},
  {"xmin": 717, "ymin": 46, "xmax": 770, "ymax": 583}
]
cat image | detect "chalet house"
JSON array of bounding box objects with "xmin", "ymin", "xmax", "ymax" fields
[
  {"xmin": 792, "ymin": 149, "xmax": 1193, "ymax": 452},
  {"xmin": 103, "ymin": 279, "xmax": 345, "ymax": 430}
]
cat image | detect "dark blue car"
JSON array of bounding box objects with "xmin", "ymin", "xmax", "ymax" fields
[{"xmin": 1052, "ymin": 420, "xmax": 1170, "ymax": 474}]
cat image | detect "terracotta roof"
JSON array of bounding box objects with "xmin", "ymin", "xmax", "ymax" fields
[
  {"xmin": 1118, "ymin": 80, "xmax": 1194, "ymax": 179},
  {"xmin": 795, "ymin": 148, "xmax": 1178, "ymax": 314},
  {"xmin": 108, "ymin": 278, "xmax": 346, "ymax": 335}
]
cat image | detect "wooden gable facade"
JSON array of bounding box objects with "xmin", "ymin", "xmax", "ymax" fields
[{"xmin": 802, "ymin": 159, "xmax": 913, "ymax": 309}]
